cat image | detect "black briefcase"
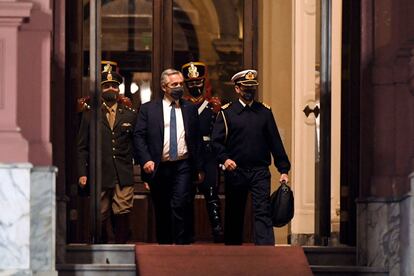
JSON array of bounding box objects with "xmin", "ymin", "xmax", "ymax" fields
[{"xmin": 270, "ymin": 181, "xmax": 294, "ymax": 227}]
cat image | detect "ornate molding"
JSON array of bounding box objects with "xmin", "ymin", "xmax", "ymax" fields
[
  {"xmin": 0, "ymin": 2, "xmax": 33, "ymax": 26},
  {"xmin": 304, "ymin": 0, "xmax": 316, "ymax": 15}
]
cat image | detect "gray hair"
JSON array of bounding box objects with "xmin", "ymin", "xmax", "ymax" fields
[{"xmin": 160, "ymin": 69, "xmax": 183, "ymax": 86}]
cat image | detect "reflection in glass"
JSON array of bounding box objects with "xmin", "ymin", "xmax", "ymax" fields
[
  {"xmin": 173, "ymin": 0, "xmax": 244, "ymax": 103},
  {"xmin": 83, "ymin": 0, "xmax": 153, "ymax": 110}
]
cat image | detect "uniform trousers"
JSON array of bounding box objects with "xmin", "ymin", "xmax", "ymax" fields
[
  {"xmin": 224, "ymin": 167, "xmax": 274, "ymax": 245},
  {"xmin": 101, "ymin": 183, "xmax": 134, "ymax": 221}
]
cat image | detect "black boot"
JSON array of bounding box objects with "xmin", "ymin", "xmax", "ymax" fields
[
  {"xmin": 114, "ymin": 214, "xmax": 131, "ymax": 244},
  {"xmin": 207, "ymin": 198, "xmax": 224, "ymax": 243}
]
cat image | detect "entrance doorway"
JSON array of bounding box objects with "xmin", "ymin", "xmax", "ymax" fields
[{"xmin": 65, "ymin": 0, "xmax": 258, "ymax": 243}]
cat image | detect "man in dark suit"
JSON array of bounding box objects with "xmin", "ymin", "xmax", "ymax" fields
[
  {"xmin": 134, "ymin": 68, "xmax": 204, "ymax": 244},
  {"xmin": 77, "ymin": 61, "xmax": 137, "ymax": 243},
  {"xmin": 212, "ymin": 69, "xmax": 291, "ymax": 245}
]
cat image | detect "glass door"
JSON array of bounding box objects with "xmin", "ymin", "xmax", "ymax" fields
[
  {"xmin": 67, "ymin": 0, "xmax": 257, "ymax": 243},
  {"xmin": 172, "ymin": 0, "xmax": 245, "ymax": 102}
]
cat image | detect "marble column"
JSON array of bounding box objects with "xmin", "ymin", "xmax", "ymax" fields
[
  {"xmin": 399, "ymin": 174, "xmax": 414, "ymax": 276},
  {"xmin": 356, "ymin": 177, "xmax": 414, "ymax": 276},
  {"xmin": 0, "ymin": 1, "xmax": 32, "ymax": 162},
  {"xmin": 0, "ymin": 163, "xmax": 32, "ymax": 275},
  {"xmin": 30, "ymin": 167, "xmax": 58, "ymax": 276}
]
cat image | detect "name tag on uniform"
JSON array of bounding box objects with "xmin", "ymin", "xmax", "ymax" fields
[{"xmin": 122, "ymin": 123, "xmax": 132, "ymax": 127}]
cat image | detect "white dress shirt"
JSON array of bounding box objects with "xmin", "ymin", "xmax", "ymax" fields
[
  {"xmin": 162, "ymin": 96, "xmax": 188, "ymax": 161},
  {"xmin": 238, "ymin": 98, "xmax": 253, "ymax": 107}
]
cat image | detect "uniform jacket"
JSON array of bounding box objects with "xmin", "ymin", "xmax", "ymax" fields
[
  {"xmin": 192, "ymin": 97, "xmax": 221, "ymax": 138},
  {"xmin": 211, "ymin": 100, "xmax": 291, "ymax": 174},
  {"xmin": 133, "ymin": 98, "xmax": 203, "ymax": 183},
  {"xmin": 77, "ymin": 103, "xmax": 137, "ymax": 189}
]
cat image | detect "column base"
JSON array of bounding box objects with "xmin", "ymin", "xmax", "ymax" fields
[
  {"xmin": 0, "ymin": 270, "xmax": 32, "ymax": 275},
  {"xmin": 33, "ymin": 271, "xmax": 58, "ymax": 276}
]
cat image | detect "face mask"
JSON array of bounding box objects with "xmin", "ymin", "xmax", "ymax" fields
[
  {"xmin": 241, "ymin": 89, "xmax": 256, "ymax": 102},
  {"xmin": 188, "ymin": 87, "xmax": 203, "ymax": 98},
  {"xmin": 102, "ymin": 91, "xmax": 118, "ymax": 102},
  {"xmin": 170, "ymin": 86, "xmax": 184, "ymax": 100}
]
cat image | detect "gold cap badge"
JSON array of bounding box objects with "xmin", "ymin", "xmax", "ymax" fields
[
  {"xmin": 245, "ymin": 71, "xmax": 255, "ymax": 80},
  {"xmin": 188, "ymin": 63, "xmax": 200, "ymax": 79},
  {"xmin": 103, "ymin": 64, "xmax": 112, "ymax": 73}
]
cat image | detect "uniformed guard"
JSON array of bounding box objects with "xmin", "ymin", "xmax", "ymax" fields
[
  {"xmin": 77, "ymin": 60, "xmax": 137, "ymax": 243},
  {"xmin": 211, "ymin": 69, "xmax": 291, "ymax": 245},
  {"xmin": 182, "ymin": 61, "xmax": 224, "ymax": 242}
]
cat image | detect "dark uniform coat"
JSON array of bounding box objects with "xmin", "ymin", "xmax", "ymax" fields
[
  {"xmin": 212, "ymin": 100, "xmax": 290, "ymax": 173},
  {"xmin": 212, "ymin": 99, "xmax": 291, "ymax": 245},
  {"xmin": 77, "ymin": 103, "xmax": 137, "ymax": 189}
]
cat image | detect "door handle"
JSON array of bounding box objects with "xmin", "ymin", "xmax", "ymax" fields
[{"xmin": 303, "ymin": 104, "xmax": 320, "ymax": 118}]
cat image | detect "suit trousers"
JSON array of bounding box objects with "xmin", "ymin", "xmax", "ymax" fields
[
  {"xmin": 224, "ymin": 167, "xmax": 274, "ymax": 245},
  {"xmin": 150, "ymin": 159, "xmax": 193, "ymax": 244}
]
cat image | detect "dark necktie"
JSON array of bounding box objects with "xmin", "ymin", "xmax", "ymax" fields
[{"xmin": 170, "ymin": 101, "xmax": 178, "ymax": 160}]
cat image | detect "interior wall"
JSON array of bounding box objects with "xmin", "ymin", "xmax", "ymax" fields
[{"xmin": 258, "ymin": 0, "xmax": 292, "ymax": 243}]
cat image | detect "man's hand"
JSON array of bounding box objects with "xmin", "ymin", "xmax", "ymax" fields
[
  {"xmin": 79, "ymin": 176, "xmax": 87, "ymax": 187},
  {"xmin": 279, "ymin": 173, "xmax": 289, "ymax": 183},
  {"xmin": 143, "ymin": 161, "xmax": 155, "ymax": 174},
  {"xmin": 224, "ymin": 159, "xmax": 237, "ymax": 171},
  {"xmin": 195, "ymin": 171, "xmax": 205, "ymax": 184}
]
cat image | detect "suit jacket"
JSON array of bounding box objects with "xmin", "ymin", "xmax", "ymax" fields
[
  {"xmin": 133, "ymin": 98, "xmax": 203, "ymax": 183},
  {"xmin": 77, "ymin": 103, "xmax": 137, "ymax": 189}
]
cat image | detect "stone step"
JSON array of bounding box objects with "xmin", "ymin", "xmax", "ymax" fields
[
  {"xmin": 311, "ymin": 265, "xmax": 389, "ymax": 276},
  {"xmin": 57, "ymin": 264, "xmax": 388, "ymax": 276},
  {"xmin": 57, "ymin": 264, "xmax": 136, "ymax": 276},
  {"xmin": 62, "ymin": 244, "xmax": 388, "ymax": 276},
  {"xmin": 65, "ymin": 244, "xmax": 136, "ymax": 264},
  {"xmin": 303, "ymin": 245, "xmax": 356, "ymax": 266}
]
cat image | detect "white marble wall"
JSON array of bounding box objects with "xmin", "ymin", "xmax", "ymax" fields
[
  {"xmin": 30, "ymin": 167, "xmax": 58, "ymax": 276},
  {"xmin": 400, "ymin": 175, "xmax": 414, "ymax": 276},
  {"xmin": 0, "ymin": 164, "xmax": 57, "ymax": 276},
  {"xmin": 0, "ymin": 163, "xmax": 32, "ymax": 273},
  {"xmin": 357, "ymin": 177, "xmax": 414, "ymax": 276}
]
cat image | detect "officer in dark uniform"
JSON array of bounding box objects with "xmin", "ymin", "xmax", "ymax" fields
[
  {"xmin": 77, "ymin": 61, "xmax": 137, "ymax": 243},
  {"xmin": 211, "ymin": 69, "xmax": 291, "ymax": 245},
  {"xmin": 181, "ymin": 61, "xmax": 224, "ymax": 242}
]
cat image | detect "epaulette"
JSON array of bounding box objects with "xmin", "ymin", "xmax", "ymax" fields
[
  {"xmin": 221, "ymin": 102, "xmax": 232, "ymax": 110},
  {"xmin": 261, "ymin": 102, "xmax": 271, "ymax": 110},
  {"xmin": 209, "ymin": 96, "xmax": 222, "ymax": 113},
  {"xmin": 77, "ymin": 96, "xmax": 91, "ymax": 112}
]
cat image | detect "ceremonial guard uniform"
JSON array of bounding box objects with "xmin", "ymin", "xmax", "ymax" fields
[
  {"xmin": 212, "ymin": 69, "xmax": 290, "ymax": 245},
  {"xmin": 77, "ymin": 61, "xmax": 137, "ymax": 243},
  {"xmin": 182, "ymin": 62, "xmax": 224, "ymax": 242}
]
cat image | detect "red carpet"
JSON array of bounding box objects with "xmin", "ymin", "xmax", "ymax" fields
[{"xmin": 135, "ymin": 244, "xmax": 312, "ymax": 276}]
